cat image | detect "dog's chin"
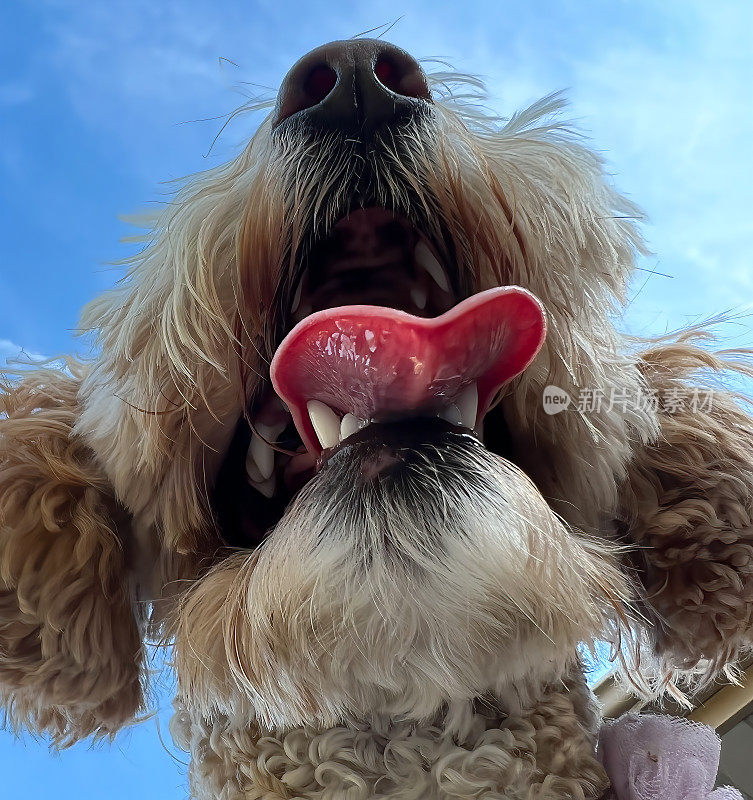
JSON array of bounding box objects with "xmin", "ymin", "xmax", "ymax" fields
[{"xmin": 174, "ymin": 419, "xmax": 629, "ymax": 731}]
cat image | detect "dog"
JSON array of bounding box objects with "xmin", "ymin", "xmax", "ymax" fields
[{"xmin": 2, "ymin": 38, "xmax": 753, "ymax": 800}]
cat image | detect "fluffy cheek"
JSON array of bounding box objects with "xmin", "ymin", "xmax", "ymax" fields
[{"xmin": 173, "ymin": 440, "xmax": 629, "ymax": 730}]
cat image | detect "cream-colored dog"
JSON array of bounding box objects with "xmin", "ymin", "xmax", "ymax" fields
[{"xmin": 2, "ymin": 39, "xmax": 753, "ymax": 800}]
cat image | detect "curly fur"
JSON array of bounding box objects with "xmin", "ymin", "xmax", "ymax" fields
[
  {"xmin": 1, "ymin": 46, "xmax": 752, "ymax": 799},
  {"xmin": 619, "ymin": 336, "xmax": 753, "ymax": 682},
  {"xmin": 0, "ymin": 365, "xmax": 143, "ymax": 744},
  {"xmin": 171, "ymin": 669, "xmax": 606, "ymax": 800}
]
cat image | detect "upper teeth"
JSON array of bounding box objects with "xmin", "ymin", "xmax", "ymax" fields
[
  {"xmin": 414, "ymin": 241, "xmax": 450, "ymax": 292},
  {"xmin": 410, "ymin": 286, "xmax": 427, "ymax": 310},
  {"xmin": 291, "ymin": 280, "xmax": 303, "ymax": 314},
  {"xmin": 293, "ymin": 301, "xmax": 313, "ymax": 323},
  {"xmin": 245, "ymin": 419, "xmax": 287, "ymax": 494}
]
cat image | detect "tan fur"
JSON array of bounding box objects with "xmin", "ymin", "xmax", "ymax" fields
[
  {"xmin": 0, "ymin": 57, "xmax": 751, "ymax": 798},
  {"xmin": 0, "ymin": 365, "xmax": 143, "ymax": 744},
  {"xmin": 619, "ymin": 335, "xmax": 753, "ymax": 682},
  {"xmin": 170, "ymin": 668, "xmax": 607, "ymax": 800},
  {"xmin": 171, "ymin": 454, "xmax": 632, "ymax": 730}
]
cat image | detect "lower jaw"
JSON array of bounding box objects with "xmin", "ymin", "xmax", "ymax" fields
[
  {"xmin": 215, "ymin": 406, "xmax": 502, "ymax": 551},
  {"xmin": 188, "ymin": 434, "xmax": 626, "ymax": 732}
]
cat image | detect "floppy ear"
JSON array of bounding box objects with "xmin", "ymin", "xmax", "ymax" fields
[
  {"xmin": 618, "ymin": 335, "xmax": 753, "ymax": 682},
  {"xmin": 0, "ymin": 364, "xmax": 143, "ymax": 745}
]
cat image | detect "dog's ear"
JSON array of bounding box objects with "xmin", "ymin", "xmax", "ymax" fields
[
  {"xmin": 0, "ymin": 364, "xmax": 143, "ymax": 745},
  {"xmin": 618, "ymin": 335, "xmax": 753, "ymax": 681}
]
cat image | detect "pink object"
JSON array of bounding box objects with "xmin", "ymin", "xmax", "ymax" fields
[
  {"xmin": 599, "ymin": 714, "xmax": 742, "ymax": 800},
  {"xmin": 270, "ymin": 287, "xmax": 547, "ymax": 454}
]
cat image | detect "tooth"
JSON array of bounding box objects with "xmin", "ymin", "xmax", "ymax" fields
[
  {"xmin": 250, "ymin": 433, "xmax": 274, "ymax": 480},
  {"xmin": 245, "ymin": 446, "xmax": 264, "ymax": 483},
  {"xmin": 247, "ymin": 421, "xmax": 286, "ymax": 481},
  {"xmin": 410, "ymin": 286, "xmax": 427, "ymax": 310},
  {"xmin": 438, "ymin": 405, "xmax": 463, "ymax": 426},
  {"xmin": 246, "ymin": 456, "xmax": 275, "ymax": 497},
  {"xmin": 251, "ymin": 435, "xmax": 274, "ymax": 480},
  {"xmin": 307, "ymin": 400, "xmax": 340, "ymax": 449},
  {"xmin": 257, "ymin": 420, "xmax": 287, "ymax": 444},
  {"xmin": 291, "ymin": 280, "xmax": 303, "ymax": 314},
  {"xmin": 253, "ymin": 476, "xmax": 276, "ymax": 498},
  {"xmin": 455, "ymin": 383, "xmax": 478, "ymax": 429},
  {"xmin": 340, "ymin": 413, "xmax": 366, "ymax": 441},
  {"xmin": 415, "ymin": 241, "xmax": 450, "ymax": 292}
]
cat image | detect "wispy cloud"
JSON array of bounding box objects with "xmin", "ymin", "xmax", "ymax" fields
[
  {"xmin": 33, "ymin": 0, "xmax": 284, "ymax": 171},
  {"xmin": 542, "ymin": 2, "xmax": 753, "ymax": 333},
  {"xmin": 0, "ymin": 339, "xmax": 46, "ymax": 366}
]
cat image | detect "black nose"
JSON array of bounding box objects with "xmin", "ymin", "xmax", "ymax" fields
[{"xmin": 273, "ymin": 39, "xmax": 432, "ymax": 136}]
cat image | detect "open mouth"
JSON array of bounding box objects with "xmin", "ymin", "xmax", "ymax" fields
[
  {"xmin": 212, "ymin": 207, "xmax": 546, "ymax": 548},
  {"xmin": 289, "ymin": 207, "xmax": 457, "ymax": 322}
]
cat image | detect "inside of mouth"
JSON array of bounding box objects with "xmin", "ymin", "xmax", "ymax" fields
[
  {"xmin": 290, "ymin": 207, "xmax": 456, "ymax": 323},
  {"xmin": 213, "ymin": 207, "xmax": 545, "ymax": 548},
  {"xmin": 272, "ymin": 287, "xmax": 546, "ymax": 455}
]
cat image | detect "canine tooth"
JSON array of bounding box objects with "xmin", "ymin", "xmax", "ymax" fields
[
  {"xmin": 340, "ymin": 413, "xmax": 366, "ymax": 441},
  {"xmin": 415, "ymin": 241, "xmax": 450, "ymax": 292},
  {"xmin": 456, "ymin": 383, "xmax": 478, "ymax": 429},
  {"xmin": 257, "ymin": 420, "xmax": 287, "ymax": 443},
  {"xmin": 253, "ymin": 476, "xmax": 276, "ymax": 498},
  {"xmin": 245, "ymin": 446, "xmax": 264, "ymax": 483},
  {"xmin": 250, "ymin": 436, "xmax": 274, "ymax": 480},
  {"xmin": 307, "ymin": 400, "xmax": 340, "ymax": 449},
  {"xmin": 438, "ymin": 405, "xmax": 463, "ymax": 426},
  {"xmin": 250, "ymin": 425, "xmax": 282, "ymax": 481},
  {"xmin": 410, "ymin": 286, "xmax": 427, "ymax": 310}
]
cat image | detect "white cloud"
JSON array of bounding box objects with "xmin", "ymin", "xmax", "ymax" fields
[{"xmin": 0, "ymin": 339, "xmax": 46, "ymax": 367}]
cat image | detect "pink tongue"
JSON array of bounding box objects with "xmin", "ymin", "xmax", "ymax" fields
[{"xmin": 271, "ymin": 287, "xmax": 546, "ymax": 454}]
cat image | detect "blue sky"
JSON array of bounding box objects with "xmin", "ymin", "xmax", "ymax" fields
[{"xmin": 0, "ymin": 0, "xmax": 751, "ymax": 796}]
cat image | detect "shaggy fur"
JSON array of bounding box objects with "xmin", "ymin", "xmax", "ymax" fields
[
  {"xmin": 2, "ymin": 41, "xmax": 752, "ymax": 798},
  {"xmin": 172, "ymin": 443, "xmax": 630, "ymax": 730}
]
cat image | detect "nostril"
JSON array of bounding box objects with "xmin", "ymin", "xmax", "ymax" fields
[
  {"xmin": 303, "ymin": 64, "xmax": 337, "ymax": 107},
  {"xmin": 374, "ymin": 53, "xmax": 431, "ymax": 101},
  {"xmin": 374, "ymin": 56, "xmax": 402, "ymax": 93}
]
